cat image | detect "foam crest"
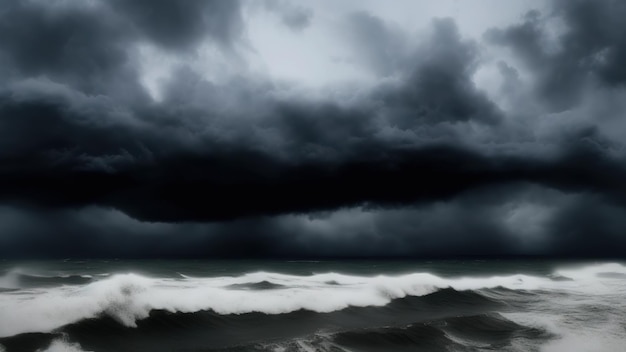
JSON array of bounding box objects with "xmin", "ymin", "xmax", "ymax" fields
[
  {"xmin": 0, "ymin": 271, "xmax": 18, "ymax": 290},
  {"xmin": 505, "ymin": 303, "xmax": 626, "ymax": 352},
  {"xmin": 555, "ymin": 263, "xmax": 626, "ymax": 280},
  {"xmin": 0, "ymin": 264, "xmax": 619, "ymax": 338},
  {"xmin": 39, "ymin": 339, "xmax": 90, "ymax": 352},
  {"xmin": 0, "ymin": 267, "xmax": 94, "ymax": 290},
  {"xmin": 0, "ymin": 268, "xmax": 39, "ymax": 289},
  {"xmin": 0, "ymin": 274, "xmax": 155, "ymax": 337}
]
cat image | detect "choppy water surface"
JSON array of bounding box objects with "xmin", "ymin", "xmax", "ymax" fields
[{"xmin": 0, "ymin": 260, "xmax": 625, "ymax": 352}]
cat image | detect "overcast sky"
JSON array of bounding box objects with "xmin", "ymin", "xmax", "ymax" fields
[{"xmin": 1, "ymin": 0, "xmax": 625, "ymax": 258}]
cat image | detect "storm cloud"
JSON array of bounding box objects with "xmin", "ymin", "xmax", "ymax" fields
[{"xmin": 0, "ymin": 0, "xmax": 624, "ymax": 258}]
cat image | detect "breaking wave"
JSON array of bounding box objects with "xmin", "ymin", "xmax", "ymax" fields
[
  {"xmin": 0, "ymin": 262, "xmax": 624, "ymax": 351},
  {"xmin": 1, "ymin": 263, "xmax": 622, "ymax": 338},
  {"xmin": 0, "ymin": 269, "xmax": 93, "ymax": 290},
  {"xmin": 39, "ymin": 338, "xmax": 90, "ymax": 352}
]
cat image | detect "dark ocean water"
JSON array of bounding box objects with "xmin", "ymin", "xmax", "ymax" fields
[{"xmin": 0, "ymin": 260, "xmax": 625, "ymax": 352}]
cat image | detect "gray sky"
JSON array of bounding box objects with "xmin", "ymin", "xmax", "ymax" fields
[{"xmin": 0, "ymin": 0, "xmax": 625, "ymax": 258}]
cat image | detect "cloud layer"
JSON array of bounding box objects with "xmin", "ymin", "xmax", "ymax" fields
[{"xmin": 0, "ymin": 0, "xmax": 625, "ymax": 257}]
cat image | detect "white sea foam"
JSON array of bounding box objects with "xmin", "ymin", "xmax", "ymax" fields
[
  {"xmin": 505, "ymin": 309, "xmax": 626, "ymax": 352},
  {"xmin": 0, "ymin": 267, "xmax": 40, "ymax": 289},
  {"xmin": 503, "ymin": 263, "xmax": 626, "ymax": 352},
  {"xmin": 0, "ymin": 271, "xmax": 19, "ymax": 290},
  {"xmin": 0, "ymin": 263, "xmax": 624, "ymax": 339},
  {"xmin": 542, "ymin": 331, "xmax": 626, "ymax": 352},
  {"xmin": 556, "ymin": 262, "xmax": 626, "ymax": 280},
  {"xmin": 38, "ymin": 339, "xmax": 90, "ymax": 352},
  {"xmin": 266, "ymin": 334, "xmax": 348, "ymax": 352},
  {"xmin": 0, "ymin": 268, "xmax": 58, "ymax": 289}
]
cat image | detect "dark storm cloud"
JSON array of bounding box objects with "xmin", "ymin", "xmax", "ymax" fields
[
  {"xmin": 343, "ymin": 11, "xmax": 408, "ymax": 76},
  {"xmin": 280, "ymin": 7, "xmax": 313, "ymax": 32},
  {"xmin": 0, "ymin": 0, "xmax": 242, "ymax": 97},
  {"xmin": 266, "ymin": 0, "xmax": 314, "ymax": 32},
  {"xmin": 344, "ymin": 14, "xmax": 498, "ymax": 126},
  {"xmin": 0, "ymin": 1, "xmax": 625, "ymax": 222},
  {"xmin": 486, "ymin": 0, "xmax": 626, "ymax": 111},
  {"xmin": 381, "ymin": 18, "xmax": 501, "ymax": 125},
  {"xmin": 546, "ymin": 194, "xmax": 626, "ymax": 257},
  {"xmin": 0, "ymin": 195, "xmax": 525, "ymax": 259},
  {"xmin": 0, "ymin": 0, "xmax": 625, "ymax": 257},
  {"xmin": 0, "ymin": 0, "xmax": 142, "ymax": 99},
  {"xmin": 0, "ymin": 203, "xmax": 511, "ymax": 259},
  {"xmin": 111, "ymin": 0, "xmax": 244, "ymax": 50},
  {"xmin": 2, "ymin": 185, "xmax": 624, "ymax": 259}
]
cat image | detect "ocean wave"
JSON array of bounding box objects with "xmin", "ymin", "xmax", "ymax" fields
[
  {"xmin": 0, "ymin": 271, "xmax": 19, "ymax": 290},
  {"xmin": 39, "ymin": 338, "xmax": 90, "ymax": 352},
  {"xmin": 226, "ymin": 281, "xmax": 286, "ymax": 290},
  {"xmin": 334, "ymin": 313, "xmax": 548, "ymax": 351},
  {"xmin": 64, "ymin": 288, "xmax": 502, "ymax": 331},
  {"xmin": 0, "ymin": 263, "xmax": 623, "ymax": 339},
  {"xmin": 555, "ymin": 262, "xmax": 626, "ymax": 281},
  {"xmin": 215, "ymin": 313, "xmax": 551, "ymax": 352},
  {"xmin": 504, "ymin": 309, "xmax": 626, "ymax": 352},
  {"xmin": 0, "ymin": 269, "xmax": 93, "ymax": 290},
  {"xmin": 2, "ymin": 310, "xmax": 547, "ymax": 352},
  {"xmin": 0, "ymin": 332, "xmax": 62, "ymax": 352},
  {"xmin": 0, "ymin": 289, "xmax": 505, "ymax": 352}
]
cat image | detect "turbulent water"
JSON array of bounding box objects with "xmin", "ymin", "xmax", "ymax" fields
[{"xmin": 0, "ymin": 260, "xmax": 625, "ymax": 352}]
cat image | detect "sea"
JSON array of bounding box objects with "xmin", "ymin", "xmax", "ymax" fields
[{"xmin": 0, "ymin": 259, "xmax": 625, "ymax": 352}]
